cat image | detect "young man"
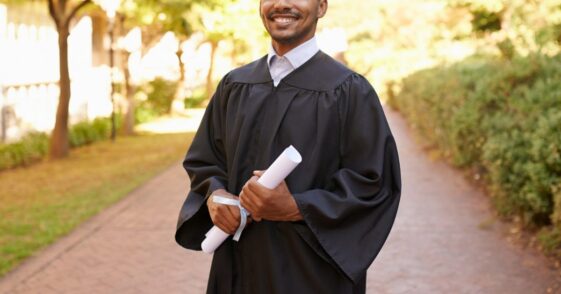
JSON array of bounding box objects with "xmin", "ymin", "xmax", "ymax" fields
[{"xmin": 175, "ymin": 0, "xmax": 401, "ymax": 293}]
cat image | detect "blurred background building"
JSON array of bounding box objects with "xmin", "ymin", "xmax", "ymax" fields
[{"xmin": 0, "ymin": 2, "xmax": 114, "ymax": 142}]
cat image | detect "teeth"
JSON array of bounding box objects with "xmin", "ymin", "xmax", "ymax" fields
[{"xmin": 275, "ymin": 17, "xmax": 295, "ymax": 23}]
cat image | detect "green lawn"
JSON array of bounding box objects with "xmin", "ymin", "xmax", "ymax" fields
[{"xmin": 0, "ymin": 133, "xmax": 194, "ymax": 277}]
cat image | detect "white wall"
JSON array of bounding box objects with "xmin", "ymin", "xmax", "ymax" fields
[{"xmin": 0, "ymin": 3, "xmax": 112, "ymax": 143}]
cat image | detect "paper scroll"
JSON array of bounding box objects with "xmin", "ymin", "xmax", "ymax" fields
[{"xmin": 201, "ymin": 145, "xmax": 302, "ymax": 254}]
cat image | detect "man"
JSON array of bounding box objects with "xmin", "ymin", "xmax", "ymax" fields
[{"xmin": 175, "ymin": 0, "xmax": 401, "ymax": 293}]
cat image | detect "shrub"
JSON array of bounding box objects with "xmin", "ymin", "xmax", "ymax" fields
[
  {"xmin": 134, "ymin": 78, "xmax": 179, "ymax": 124},
  {"xmin": 135, "ymin": 102, "xmax": 159, "ymax": 124},
  {"xmin": 0, "ymin": 117, "xmax": 112, "ymax": 171},
  {"xmin": 143, "ymin": 78, "xmax": 178, "ymax": 115},
  {"xmin": 390, "ymin": 52, "xmax": 561, "ymax": 228},
  {"xmin": 69, "ymin": 117, "xmax": 110, "ymax": 147},
  {"xmin": 184, "ymin": 88, "xmax": 208, "ymax": 109},
  {"xmin": 0, "ymin": 132, "xmax": 48, "ymax": 170}
]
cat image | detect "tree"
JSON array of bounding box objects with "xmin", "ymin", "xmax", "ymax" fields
[
  {"xmin": 47, "ymin": 0, "xmax": 93, "ymax": 158},
  {"xmin": 116, "ymin": 0, "xmax": 216, "ymax": 131},
  {"xmin": 447, "ymin": 0, "xmax": 561, "ymax": 54},
  {"xmin": 190, "ymin": 0, "xmax": 265, "ymax": 99}
]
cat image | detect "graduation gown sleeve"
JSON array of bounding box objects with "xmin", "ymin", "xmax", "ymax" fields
[
  {"xmin": 292, "ymin": 74, "xmax": 401, "ymax": 283},
  {"xmin": 175, "ymin": 77, "xmax": 229, "ymax": 250}
]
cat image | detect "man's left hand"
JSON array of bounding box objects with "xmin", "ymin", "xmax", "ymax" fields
[{"xmin": 240, "ymin": 170, "xmax": 303, "ymax": 222}]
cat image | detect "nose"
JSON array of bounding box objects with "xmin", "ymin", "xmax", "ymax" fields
[{"xmin": 272, "ymin": 0, "xmax": 292, "ymax": 10}]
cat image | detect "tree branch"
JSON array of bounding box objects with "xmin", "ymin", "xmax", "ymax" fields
[
  {"xmin": 64, "ymin": 0, "xmax": 92, "ymax": 29},
  {"xmin": 47, "ymin": 0, "xmax": 61, "ymax": 27},
  {"xmin": 141, "ymin": 29, "xmax": 164, "ymax": 56}
]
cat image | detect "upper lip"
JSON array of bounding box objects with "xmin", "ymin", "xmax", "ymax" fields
[{"xmin": 268, "ymin": 12, "xmax": 301, "ymax": 20}]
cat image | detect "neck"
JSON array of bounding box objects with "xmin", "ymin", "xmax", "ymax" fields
[{"xmin": 272, "ymin": 35, "xmax": 315, "ymax": 56}]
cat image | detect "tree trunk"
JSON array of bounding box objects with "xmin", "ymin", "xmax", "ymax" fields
[
  {"xmin": 206, "ymin": 41, "xmax": 218, "ymax": 100},
  {"xmin": 172, "ymin": 46, "xmax": 186, "ymax": 114},
  {"xmin": 176, "ymin": 48, "xmax": 186, "ymax": 96},
  {"xmin": 47, "ymin": 0, "xmax": 91, "ymax": 159},
  {"xmin": 49, "ymin": 25, "xmax": 71, "ymax": 158},
  {"xmin": 121, "ymin": 50, "xmax": 135, "ymax": 135},
  {"xmin": 108, "ymin": 20, "xmax": 117, "ymax": 141}
]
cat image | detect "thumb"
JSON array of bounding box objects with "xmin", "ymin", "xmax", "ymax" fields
[{"xmin": 253, "ymin": 170, "xmax": 265, "ymax": 177}]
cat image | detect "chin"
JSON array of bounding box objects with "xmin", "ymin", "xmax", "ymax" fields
[
  {"xmin": 270, "ymin": 32, "xmax": 302, "ymax": 45},
  {"xmin": 272, "ymin": 36, "xmax": 297, "ymax": 44}
]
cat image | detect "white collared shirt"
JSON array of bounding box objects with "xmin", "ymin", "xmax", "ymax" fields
[{"xmin": 267, "ymin": 36, "xmax": 319, "ymax": 87}]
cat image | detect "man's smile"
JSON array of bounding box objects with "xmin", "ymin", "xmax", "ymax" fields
[
  {"xmin": 274, "ymin": 17, "xmax": 297, "ymax": 24},
  {"xmin": 268, "ymin": 12, "xmax": 301, "ymax": 25}
]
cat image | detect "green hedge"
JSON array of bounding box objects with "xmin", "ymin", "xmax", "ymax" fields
[
  {"xmin": 135, "ymin": 78, "xmax": 179, "ymax": 124},
  {"xmin": 0, "ymin": 132, "xmax": 48, "ymax": 170},
  {"xmin": 0, "ymin": 117, "xmax": 112, "ymax": 171},
  {"xmin": 389, "ymin": 53, "xmax": 561, "ymax": 228},
  {"xmin": 68, "ymin": 118, "xmax": 111, "ymax": 147}
]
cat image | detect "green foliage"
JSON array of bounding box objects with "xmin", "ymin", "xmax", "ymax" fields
[
  {"xmin": 134, "ymin": 77, "xmax": 180, "ymax": 124},
  {"xmin": 390, "ymin": 53, "xmax": 561, "ymax": 228},
  {"xmin": 189, "ymin": 0, "xmax": 266, "ymax": 64},
  {"xmin": 447, "ymin": 0, "xmax": 561, "ymax": 53},
  {"xmin": 134, "ymin": 103, "xmax": 159, "ymax": 124},
  {"xmin": 0, "ymin": 132, "xmax": 48, "ymax": 170},
  {"xmin": 184, "ymin": 88, "xmax": 208, "ymax": 108},
  {"xmin": 147, "ymin": 78, "xmax": 177, "ymax": 114},
  {"xmin": 0, "ymin": 118, "xmax": 112, "ymax": 172},
  {"xmin": 538, "ymin": 227, "xmax": 561, "ymax": 255},
  {"xmin": 470, "ymin": 8, "xmax": 502, "ymax": 33},
  {"xmin": 68, "ymin": 118, "xmax": 111, "ymax": 148},
  {"xmin": 496, "ymin": 39, "xmax": 516, "ymax": 59},
  {"xmin": 119, "ymin": 0, "xmax": 228, "ymax": 52}
]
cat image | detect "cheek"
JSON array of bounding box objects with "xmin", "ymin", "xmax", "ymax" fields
[{"xmin": 260, "ymin": 2, "xmax": 271, "ymax": 15}]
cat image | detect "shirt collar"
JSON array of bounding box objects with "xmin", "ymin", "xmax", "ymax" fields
[{"xmin": 267, "ymin": 36, "xmax": 319, "ymax": 69}]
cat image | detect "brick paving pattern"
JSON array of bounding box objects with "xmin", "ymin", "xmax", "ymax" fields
[{"xmin": 0, "ymin": 109, "xmax": 559, "ymax": 294}]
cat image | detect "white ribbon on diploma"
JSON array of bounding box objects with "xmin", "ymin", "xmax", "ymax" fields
[
  {"xmin": 211, "ymin": 196, "xmax": 248, "ymax": 241},
  {"xmin": 201, "ymin": 145, "xmax": 303, "ymax": 254}
]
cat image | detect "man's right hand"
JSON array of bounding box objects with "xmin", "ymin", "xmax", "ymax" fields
[{"xmin": 207, "ymin": 189, "xmax": 242, "ymax": 235}]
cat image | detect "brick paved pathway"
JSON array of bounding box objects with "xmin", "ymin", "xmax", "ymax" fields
[{"xmin": 1, "ymin": 109, "xmax": 559, "ymax": 294}]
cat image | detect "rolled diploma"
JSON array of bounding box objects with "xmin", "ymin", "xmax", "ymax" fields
[{"xmin": 201, "ymin": 145, "xmax": 302, "ymax": 253}]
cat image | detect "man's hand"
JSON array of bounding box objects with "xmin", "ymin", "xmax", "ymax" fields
[
  {"xmin": 207, "ymin": 189, "xmax": 243, "ymax": 235},
  {"xmin": 240, "ymin": 171, "xmax": 303, "ymax": 222}
]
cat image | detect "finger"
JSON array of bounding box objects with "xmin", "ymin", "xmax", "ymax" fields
[
  {"xmin": 239, "ymin": 197, "xmax": 250, "ymax": 213},
  {"xmin": 248, "ymin": 175, "xmax": 260, "ymax": 185},
  {"xmin": 211, "ymin": 209, "xmax": 230, "ymax": 233},
  {"xmin": 247, "ymin": 177, "xmax": 271, "ymax": 195},
  {"xmin": 222, "ymin": 209, "xmax": 240, "ymax": 233},
  {"xmin": 239, "ymin": 190, "xmax": 251, "ymax": 208},
  {"xmin": 277, "ymin": 180, "xmax": 289, "ymax": 191},
  {"xmin": 207, "ymin": 195, "xmax": 216, "ymax": 210},
  {"xmin": 240, "ymin": 189, "xmax": 261, "ymax": 216},
  {"xmin": 227, "ymin": 203, "xmax": 243, "ymax": 223},
  {"xmin": 253, "ymin": 170, "xmax": 265, "ymax": 176},
  {"xmin": 226, "ymin": 204, "xmax": 241, "ymax": 222},
  {"xmin": 214, "ymin": 219, "xmax": 232, "ymax": 234},
  {"xmin": 208, "ymin": 201, "xmax": 221, "ymax": 223},
  {"xmin": 215, "ymin": 205, "xmax": 238, "ymax": 233},
  {"xmin": 239, "ymin": 191, "xmax": 262, "ymax": 221}
]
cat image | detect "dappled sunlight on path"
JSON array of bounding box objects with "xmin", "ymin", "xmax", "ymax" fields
[{"xmin": 135, "ymin": 109, "xmax": 205, "ymax": 134}]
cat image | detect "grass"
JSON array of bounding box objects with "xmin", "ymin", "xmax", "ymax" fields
[{"xmin": 0, "ymin": 132, "xmax": 194, "ymax": 277}]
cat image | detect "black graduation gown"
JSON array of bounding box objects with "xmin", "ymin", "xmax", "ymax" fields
[{"xmin": 175, "ymin": 51, "xmax": 401, "ymax": 294}]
